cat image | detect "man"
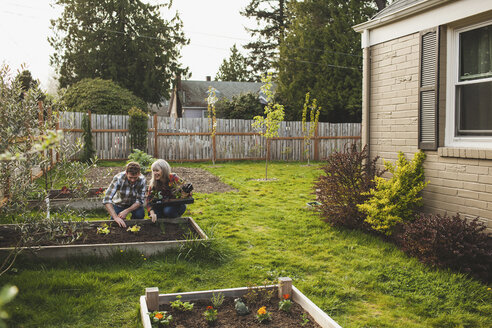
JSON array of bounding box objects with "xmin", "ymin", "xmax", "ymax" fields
[{"xmin": 103, "ymin": 162, "xmax": 147, "ymax": 228}]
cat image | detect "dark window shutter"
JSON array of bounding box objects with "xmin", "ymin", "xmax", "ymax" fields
[{"xmin": 418, "ymin": 28, "xmax": 439, "ymax": 150}]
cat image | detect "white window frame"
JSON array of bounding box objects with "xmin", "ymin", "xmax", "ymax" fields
[{"xmin": 445, "ymin": 19, "xmax": 492, "ymax": 149}]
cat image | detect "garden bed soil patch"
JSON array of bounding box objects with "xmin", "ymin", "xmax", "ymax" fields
[
  {"xmin": 158, "ymin": 296, "xmax": 321, "ymax": 328},
  {"xmin": 0, "ymin": 219, "xmax": 198, "ymax": 247},
  {"xmin": 86, "ymin": 167, "xmax": 237, "ymax": 194}
]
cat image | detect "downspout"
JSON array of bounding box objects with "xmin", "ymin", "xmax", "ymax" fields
[{"xmin": 361, "ymin": 29, "xmax": 371, "ymax": 155}]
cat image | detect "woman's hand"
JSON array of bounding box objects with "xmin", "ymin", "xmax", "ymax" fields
[{"xmin": 150, "ymin": 211, "xmax": 157, "ymax": 223}]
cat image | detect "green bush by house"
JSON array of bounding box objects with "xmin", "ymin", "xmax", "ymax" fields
[{"xmin": 61, "ymin": 78, "xmax": 147, "ymax": 114}]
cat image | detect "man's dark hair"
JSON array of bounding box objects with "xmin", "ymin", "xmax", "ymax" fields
[{"xmin": 126, "ymin": 162, "xmax": 141, "ymax": 175}]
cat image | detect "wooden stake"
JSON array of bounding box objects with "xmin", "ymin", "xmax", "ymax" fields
[
  {"xmin": 145, "ymin": 287, "xmax": 159, "ymax": 312},
  {"xmin": 278, "ymin": 277, "xmax": 292, "ymax": 299}
]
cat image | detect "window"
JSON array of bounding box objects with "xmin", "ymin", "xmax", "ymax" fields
[{"xmin": 446, "ymin": 20, "xmax": 492, "ymax": 147}]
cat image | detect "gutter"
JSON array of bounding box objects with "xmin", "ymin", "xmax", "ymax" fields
[{"xmin": 353, "ymin": 0, "xmax": 453, "ymax": 32}]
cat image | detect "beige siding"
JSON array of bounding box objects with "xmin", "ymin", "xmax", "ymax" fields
[{"xmin": 368, "ymin": 32, "xmax": 492, "ymax": 230}]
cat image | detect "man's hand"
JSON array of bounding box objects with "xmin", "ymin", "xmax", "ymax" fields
[
  {"xmin": 113, "ymin": 216, "xmax": 127, "ymax": 228},
  {"xmin": 118, "ymin": 209, "xmax": 129, "ymax": 220},
  {"xmin": 149, "ymin": 211, "xmax": 157, "ymax": 223}
]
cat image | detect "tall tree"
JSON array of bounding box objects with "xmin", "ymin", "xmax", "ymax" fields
[
  {"xmin": 49, "ymin": 0, "xmax": 189, "ymax": 104},
  {"xmin": 241, "ymin": 0, "xmax": 290, "ymax": 81},
  {"xmin": 215, "ymin": 44, "xmax": 252, "ymax": 82},
  {"xmin": 277, "ymin": 0, "xmax": 377, "ymax": 122}
]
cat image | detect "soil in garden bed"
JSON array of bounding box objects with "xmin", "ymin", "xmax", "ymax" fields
[
  {"xmin": 157, "ymin": 296, "xmax": 321, "ymax": 328},
  {"xmin": 0, "ymin": 220, "xmax": 199, "ymax": 247}
]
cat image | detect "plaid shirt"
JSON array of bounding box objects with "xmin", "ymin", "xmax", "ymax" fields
[{"xmin": 102, "ymin": 171, "xmax": 147, "ymax": 207}]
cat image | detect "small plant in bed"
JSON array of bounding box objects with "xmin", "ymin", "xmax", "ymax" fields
[
  {"xmin": 149, "ymin": 310, "xmax": 173, "ymax": 327},
  {"xmin": 170, "ymin": 295, "xmax": 194, "ymax": 311}
]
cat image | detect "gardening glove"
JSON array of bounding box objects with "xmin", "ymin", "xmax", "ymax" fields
[{"xmin": 181, "ymin": 183, "xmax": 193, "ymax": 194}]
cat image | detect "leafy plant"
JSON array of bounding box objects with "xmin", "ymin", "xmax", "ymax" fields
[
  {"xmin": 206, "ymin": 86, "xmax": 218, "ymax": 165},
  {"xmin": 127, "ymin": 149, "xmax": 155, "ymax": 173},
  {"xmin": 126, "ymin": 225, "xmax": 141, "ymax": 233},
  {"xmin": 315, "ymin": 144, "xmax": 384, "ymax": 230},
  {"xmin": 0, "ymin": 285, "xmax": 18, "ymax": 328},
  {"xmin": 397, "ymin": 213, "xmax": 492, "ymax": 282},
  {"xmin": 243, "ymin": 282, "xmax": 275, "ymax": 306},
  {"xmin": 128, "ymin": 107, "xmax": 148, "ymax": 152},
  {"xmin": 211, "ymin": 292, "xmax": 225, "ymax": 308},
  {"xmin": 278, "ymin": 293, "xmax": 292, "ymax": 312},
  {"xmin": 96, "ymin": 223, "xmax": 110, "ymax": 235},
  {"xmin": 300, "ymin": 313, "xmax": 310, "ymax": 326},
  {"xmin": 148, "ymin": 311, "xmax": 172, "ymax": 327},
  {"xmin": 301, "ymin": 92, "xmax": 320, "ymax": 165},
  {"xmin": 170, "ymin": 295, "xmax": 194, "ymax": 311},
  {"xmin": 203, "ymin": 305, "xmax": 218, "ymax": 324},
  {"xmin": 252, "ymin": 72, "xmax": 285, "ymax": 180},
  {"xmin": 256, "ymin": 306, "xmax": 272, "ymax": 323},
  {"xmin": 358, "ymin": 151, "xmax": 428, "ymax": 235}
]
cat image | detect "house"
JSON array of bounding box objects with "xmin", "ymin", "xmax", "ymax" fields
[
  {"xmin": 168, "ymin": 76, "xmax": 265, "ymax": 118},
  {"xmin": 353, "ymin": 0, "xmax": 492, "ymax": 230}
]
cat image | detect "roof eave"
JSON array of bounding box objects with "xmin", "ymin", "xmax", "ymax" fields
[{"xmin": 353, "ymin": 0, "xmax": 453, "ymax": 32}]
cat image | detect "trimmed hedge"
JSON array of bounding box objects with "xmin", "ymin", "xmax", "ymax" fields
[{"xmin": 62, "ymin": 78, "xmax": 147, "ymax": 114}]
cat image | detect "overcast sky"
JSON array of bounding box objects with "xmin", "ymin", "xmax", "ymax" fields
[{"xmin": 0, "ymin": 0, "xmax": 252, "ymax": 91}]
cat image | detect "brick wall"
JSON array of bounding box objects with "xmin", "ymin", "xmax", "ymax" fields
[{"xmin": 368, "ymin": 32, "xmax": 492, "ymax": 230}]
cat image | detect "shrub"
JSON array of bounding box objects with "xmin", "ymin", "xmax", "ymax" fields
[
  {"xmin": 128, "ymin": 107, "xmax": 148, "ymax": 151},
  {"xmin": 80, "ymin": 114, "xmax": 95, "ymax": 162},
  {"xmin": 127, "ymin": 149, "xmax": 155, "ymax": 173},
  {"xmin": 358, "ymin": 151, "xmax": 428, "ymax": 235},
  {"xmin": 61, "ymin": 78, "xmax": 147, "ymax": 114},
  {"xmin": 215, "ymin": 92, "xmax": 264, "ymax": 119},
  {"xmin": 397, "ymin": 213, "xmax": 492, "ymax": 282},
  {"xmin": 314, "ymin": 144, "xmax": 384, "ymax": 230}
]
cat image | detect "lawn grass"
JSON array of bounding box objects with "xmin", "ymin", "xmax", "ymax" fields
[{"xmin": 1, "ymin": 161, "xmax": 491, "ymax": 327}]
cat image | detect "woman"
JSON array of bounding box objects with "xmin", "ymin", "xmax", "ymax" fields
[{"xmin": 146, "ymin": 159, "xmax": 193, "ymax": 222}]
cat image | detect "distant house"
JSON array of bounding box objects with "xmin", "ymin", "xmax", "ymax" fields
[
  {"xmin": 353, "ymin": 0, "xmax": 492, "ymax": 230},
  {"xmin": 168, "ymin": 77, "xmax": 265, "ymax": 118}
]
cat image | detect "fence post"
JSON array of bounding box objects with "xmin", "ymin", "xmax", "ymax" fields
[
  {"xmin": 314, "ymin": 122, "xmax": 319, "ymax": 161},
  {"xmin": 153, "ymin": 114, "xmax": 158, "ymax": 158}
]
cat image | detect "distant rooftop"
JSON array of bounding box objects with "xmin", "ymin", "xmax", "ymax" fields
[{"xmin": 180, "ymin": 80, "xmax": 268, "ymax": 107}]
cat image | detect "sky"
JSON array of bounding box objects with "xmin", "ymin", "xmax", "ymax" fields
[{"xmin": 0, "ymin": 0, "xmax": 253, "ymax": 92}]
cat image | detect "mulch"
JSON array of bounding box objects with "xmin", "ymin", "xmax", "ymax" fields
[{"xmin": 86, "ymin": 167, "xmax": 237, "ymax": 194}]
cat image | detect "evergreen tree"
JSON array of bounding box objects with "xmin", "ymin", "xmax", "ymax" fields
[
  {"xmin": 49, "ymin": 0, "xmax": 189, "ymax": 104},
  {"xmin": 241, "ymin": 0, "xmax": 290, "ymax": 81},
  {"xmin": 277, "ymin": 0, "xmax": 377, "ymax": 122},
  {"xmin": 215, "ymin": 45, "xmax": 252, "ymax": 82}
]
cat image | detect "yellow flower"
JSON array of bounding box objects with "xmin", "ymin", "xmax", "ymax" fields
[{"xmin": 257, "ymin": 306, "xmax": 266, "ymax": 315}]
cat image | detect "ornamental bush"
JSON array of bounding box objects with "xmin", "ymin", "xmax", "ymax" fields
[
  {"xmin": 358, "ymin": 151, "xmax": 428, "ymax": 235},
  {"xmin": 314, "ymin": 144, "xmax": 384, "ymax": 230},
  {"xmin": 80, "ymin": 114, "xmax": 95, "ymax": 162},
  {"xmin": 61, "ymin": 78, "xmax": 147, "ymax": 114},
  {"xmin": 128, "ymin": 107, "xmax": 148, "ymax": 151},
  {"xmin": 397, "ymin": 213, "xmax": 492, "ymax": 283}
]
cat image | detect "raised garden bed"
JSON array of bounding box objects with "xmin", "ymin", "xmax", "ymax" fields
[
  {"xmin": 140, "ymin": 277, "xmax": 341, "ymax": 328},
  {"xmin": 0, "ymin": 217, "xmax": 207, "ymax": 259},
  {"xmin": 28, "ymin": 188, "xmax": 195, "ymax": 211}
]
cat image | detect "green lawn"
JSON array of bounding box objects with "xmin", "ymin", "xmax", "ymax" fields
[{"xmin": 1, "ymin": 161, "xmax": 491, "ymax": 327}]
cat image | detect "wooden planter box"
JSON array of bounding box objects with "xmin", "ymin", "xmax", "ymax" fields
[
  {"xmin": 0, "ymin": 217, "xmax": 207, "ymax": 259},
  {"xmin": 28, "ymin": 188, "xmax": 195, "ymax": 211},
  {"xmin": 140, "ymin": 277, "xmax": 341, "ymax": 328}
]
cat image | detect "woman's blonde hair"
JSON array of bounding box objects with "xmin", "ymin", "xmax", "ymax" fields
[{"xmin": 150, "ymin": 159, "xmax": 171, "ymax": 188}]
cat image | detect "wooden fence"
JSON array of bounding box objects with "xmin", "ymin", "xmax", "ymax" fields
[{"xmin": 60, "ymin": 111, "xmax": 361, "ymax": 162}]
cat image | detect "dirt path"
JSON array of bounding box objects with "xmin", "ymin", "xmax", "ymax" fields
[{"xmin": 86, "ymin": 166, "xmax": 237, "ymax": 194}]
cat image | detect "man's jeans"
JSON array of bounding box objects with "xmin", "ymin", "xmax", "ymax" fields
[{"xmin": 113, "ymin": 204, "xmax": 145, "ymax": 220}]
